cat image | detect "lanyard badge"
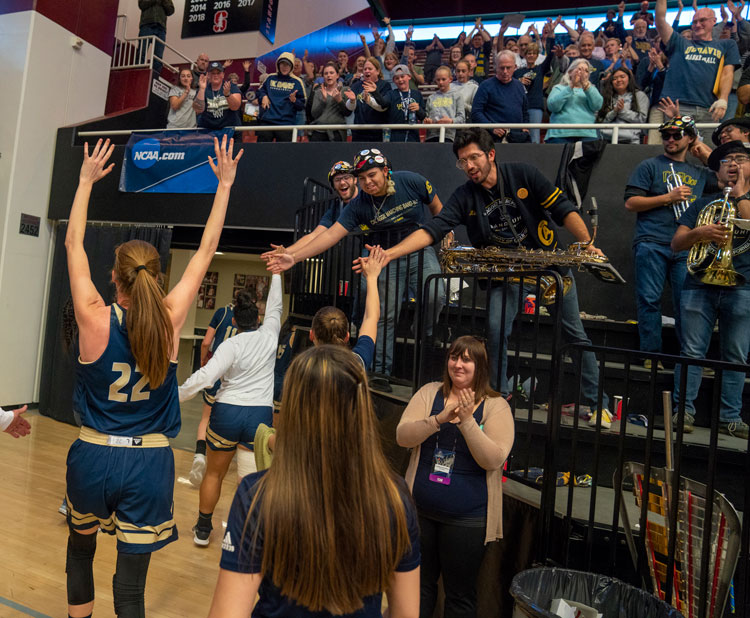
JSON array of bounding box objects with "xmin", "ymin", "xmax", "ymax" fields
[{"xmin": 429, "ymin": 444, "xmax": 456, "ymax": 485}]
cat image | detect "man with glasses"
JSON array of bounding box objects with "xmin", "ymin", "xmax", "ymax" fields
[
  {"xmin": 670, "ymin": 140, "xmax": 750, "ymax": 438},
  {"xmin": 472, "ymin": 51, "xmax": 530, "ymax": 143},
  {"xmin": 361, "ymin": 128, "xmax": 613, "ymax": 426},
  {"xmin": 624, "ymin": 116, "xmax": 714, "ymax": 368},
  {"xmin": 655, "ymin": 0, "xmax": 741, "ymax": 143}
]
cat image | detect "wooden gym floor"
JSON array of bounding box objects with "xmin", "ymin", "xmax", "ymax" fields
[{"xmin": 0, "ymin": 398, "xmax": 236, "ymax": 618}]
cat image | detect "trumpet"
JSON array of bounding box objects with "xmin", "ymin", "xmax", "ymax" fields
[
  {"xmin": 666, "ymin": 163, "xmax": 691, "ymax": 220},
  {"xmin": 687, "ymin": 186, "xmax": 745, "ymax": 286}
]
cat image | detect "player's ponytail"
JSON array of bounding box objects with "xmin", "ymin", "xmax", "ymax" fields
[
  {"xmin": 311, "ymin": 306, "xmax": 349, "ymax": 346},
  {"xmin": 113, "ymin": 240, "xmax": 173, "ymax": 388}
]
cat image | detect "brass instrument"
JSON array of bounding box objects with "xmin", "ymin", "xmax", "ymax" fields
[
  {"xmin": 440, "ymin": 198, "xmax": 625, "ymax": 304},
  {"xmin": 687, "ymin": 186, "xmax": 745, "ymax": 286},
  {"xmin": 667, "ymin": 163, "xmax": 691, "ymax": 220}
]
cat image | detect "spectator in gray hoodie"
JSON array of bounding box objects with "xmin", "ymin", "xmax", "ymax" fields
[{"xmin": 424, "ymin": 66, "xmax": 465, "ymax": 142}]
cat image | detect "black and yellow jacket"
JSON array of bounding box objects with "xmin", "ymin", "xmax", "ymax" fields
[{"xmin": 420, "ymin": 160, "xmax": 576, "ymax": 251}]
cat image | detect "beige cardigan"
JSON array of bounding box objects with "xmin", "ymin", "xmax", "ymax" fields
[{"xmin": 397, "ymin": 382, "xmax": 515, "ymax": 544}]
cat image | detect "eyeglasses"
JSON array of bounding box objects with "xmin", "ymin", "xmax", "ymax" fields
[
  {"xmin": 720, "ymin": 155, "xmax": 750, "ymax": 166},
  {"xmin": 333, "ymin": 174, "xmax": 354, "ymax": 183},
  {"xmin": 456, "ymin": 152, "xmax": 486, "ymax": 170},
  {"xmin": 660, "ymin": 131, "xmax": 685, "ymax": 141}
]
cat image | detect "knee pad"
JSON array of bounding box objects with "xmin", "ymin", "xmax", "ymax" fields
[
  {"xmin": 66, "ymin": 530, "xmax": 97, "ymax": 605},
  {"xmin": 236, "ymin": 447, "xmax": 257, "ymax": 480},
  {"xmin": 112, "ymin": 552, "xmax": 151, "ymax": 618}
]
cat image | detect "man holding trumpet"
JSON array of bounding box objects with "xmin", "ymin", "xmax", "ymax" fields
[
  {"xmin": 624, "ymin": 116, "xmax": 714, "ymax": 367},
  {"xmin": 670, "ymin": 140, "xmax": 750, "ymax": 438}
]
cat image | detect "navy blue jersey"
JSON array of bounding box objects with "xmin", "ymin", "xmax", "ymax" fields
[
  {"xmin": 210, "ymin": 305, "xmax": 237, "ymax": 353},
  {"xmin": 220, "ymin": 471, "xmax": 420, "ymax": 616},
  {"xmin": 73, "ymin": 304, "xmax": 180, "ymax": 437}
]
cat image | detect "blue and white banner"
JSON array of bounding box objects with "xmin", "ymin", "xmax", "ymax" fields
[{"xmin": 118, "ymin": 128, "xmax": 234, "ymax": 193}]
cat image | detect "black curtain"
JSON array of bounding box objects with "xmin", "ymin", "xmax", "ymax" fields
[{"xmin": 39, "ymin": 223, "xmax": 172, "ymax": 425}]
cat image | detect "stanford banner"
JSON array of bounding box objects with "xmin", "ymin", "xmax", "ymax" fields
[{"xmin": 119, "ymin": 129, "xmax": 234, "ymax": 193}]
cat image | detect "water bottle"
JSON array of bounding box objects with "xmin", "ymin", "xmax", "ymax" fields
[
  {"xmin": 408, "ymin": 109, "xmax": 416, "ymax": 124},
  {"xmin": 383, "ymin": 128, "xmax": 391, "ymax": 142}
]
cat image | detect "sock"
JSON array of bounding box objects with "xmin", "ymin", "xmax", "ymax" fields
[
  {"xmin": 197, "ymin": 511, "xmax": 213, "ymax": 530},
  {"xmin": 195, "ymin": 440, "xmax": 207, "ymax": 456}
]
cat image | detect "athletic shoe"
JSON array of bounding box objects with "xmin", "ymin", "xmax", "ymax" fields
[
  {"xmin": 643, "ymin": 359, "xmax": 664, "ymax": 370},
  {"xmin": 189, "ymin": 453, "xmax": 207, "ymax": 488},
  {"xmin": 58, "ymin": 497, "xmax": 68, "ymax": 517},
  {"xmin": 720, "ymin": 420, "xmax": 750, "ymax": 440},
  {"xmin": 193, "ymin": 525, "xmax": 211, "ymax": 547},
  {"xmin": 588, "ymin": 408, "xmax": 613, "ymax": 429},
  {"xmin": 672, "ymin": 412, "xmax": 695, "ymax": 434}
]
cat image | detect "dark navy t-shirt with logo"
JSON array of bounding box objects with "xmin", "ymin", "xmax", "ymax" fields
[
  {"xmin": 198, "ymin": 83, "xmax": 242, "ymax": 129},
  {"xmin": 626, "ymin": 155, "xmax": 711, "ymax": 246},
  {"xmin": 336, "ymin": 170, "xmax": 435, "ymax": 246},
  {"xmin": 678, "ymin": 193, "xmax": 750, "ymax": 289}
]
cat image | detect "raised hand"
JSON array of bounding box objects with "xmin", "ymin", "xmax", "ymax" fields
[
  {"xmin": 678, "ymin": 0, "xmax": 684, "ymax": 9},
  {"xmin": 223, "ymin": 59, "xmax": 233, "ymax": 68},
  {"xmin": 455, "ymin": 388, "xmax": 476, "ymax": 422},
  {"xmin": 383, "ymin": 16, "xmax": 391, "ymax": 25},
  {"xmin": 658, "ymin": 96, "xmax": 680, "ymax": 118},
  {"xmin": 344, "ymin": 89, "xmax": 356, "ymax": 101},
  {"xmin": 242, "ymin": 60, "xmax": 251, "ymax": 72},
  {"xmin": 266, "ymin": 252, "xmax": 295, "ymax": 273},
  {"xmin": 362, "ymin": 80, "xmax": 376, "ymax": 93},
  {"xmin": 223, "ymin": 80, "xmax": 231, "ymax": 96},
  {"xmin": 553, "ymin": 44, "xmax": 565, "ymax": 58},
  {"xmin": 260, "ymin": 244, "xmax": 286, "ymax": 261},
  {"xmin": 80, "ymin": 139, "xmax": 115, "ymax": 185},
  {"xmin": 198, "ymin": 73, "xmax": 207, "ymax": 89},
  {"xmin": 207, "ymin": 135, "xmax": 244, "ymax": 188},
  {"xmin": 361, "ymin": 245, "xmax": 387, "ymax": 279},
  {"xmin": 352, "ymin": 243, "xmax": 392, "ymax": 273},
  {"xmin": 3, "ymin": 406, "xmax": 30, "ymax": 438}
]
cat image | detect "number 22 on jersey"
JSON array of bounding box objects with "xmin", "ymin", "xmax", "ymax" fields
[{"xmin": 108, "ymin": 362, "xmax": 151, "ymax": 402}]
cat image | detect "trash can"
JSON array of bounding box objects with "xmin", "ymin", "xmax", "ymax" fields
[{"xmin": 510, "ymin": 567, "xmax": 684, "ymax": 618}]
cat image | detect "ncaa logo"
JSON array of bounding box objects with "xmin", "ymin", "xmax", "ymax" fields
[
  {"xmin": 131, "ymin": 138, "xmax": 160, "ymax": 170},
  {"xmin": 213, "ymin": 10, "xmax": 228, "ymax": 33}
]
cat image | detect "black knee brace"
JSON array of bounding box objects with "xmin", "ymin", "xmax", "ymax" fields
[
  {"xmin": 66, "ymin": 530, "xmax": 97, "ymax": 606},
  {"xmin": 112, "ymin": 552, "xmax": 151, "ymax": 618}
]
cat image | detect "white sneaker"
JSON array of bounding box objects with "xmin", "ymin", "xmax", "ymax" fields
[
  {"xmin": 588, "ymin": 408, "xmax": 613, "ymax": 429},
  {"xmin": 189, "ymin": 453, "xmax": 207, "ymax": 488}
]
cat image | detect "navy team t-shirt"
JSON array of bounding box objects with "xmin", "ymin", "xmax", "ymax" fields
[
  {"xmin": 626, "ymin": 155, "xmax": 711, "ymax": 246},
  {"xmin": 220, "ymin": 470, "xmax": 420, "ymax": 617}
]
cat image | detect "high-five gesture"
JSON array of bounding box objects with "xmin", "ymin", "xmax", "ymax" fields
[
  {"xmin": 80, "ymin": 139, "xmax": 115, "ymax": 185},
  {"xmin": 207, "ymin": 135, "xmax": 244, "ymax": 188},
  {"xmin": 3, "ymin": 406, "xmax": 30, "ymax": 438}
]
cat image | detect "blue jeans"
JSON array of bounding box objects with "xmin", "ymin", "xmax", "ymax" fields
[
  {"xmin": 633, "ymin": 241, "xmax": 687, "ymax": 352},
  {"xmin": 528, "ymin": 108, "xmax": 543, "ymax": 144},
  {"xmin": 487, "ymin": 274, "xmax": 609, "ymax": 409},
  {"xmin": 138, "ymin": 23, "xmax": 165, "ymax": 73},
  {"xmin": 673, "ymin": 286, "xmax": 750, "ymax": 422},
  {"xmin": 373, "ymin": 247, "xmax": 444, "ymax": 375}
]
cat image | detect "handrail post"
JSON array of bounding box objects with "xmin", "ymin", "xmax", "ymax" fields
[
  {"xmin": 292, "ymin": 127, "xmax": 298, "ymax": 142},
  {"xmin": 439, "ymin": 126, "xmax": 446, "ymax": 143},
  {"xmin": 612, "ymin": 125, "xmax": 619, "ymax": 145}
]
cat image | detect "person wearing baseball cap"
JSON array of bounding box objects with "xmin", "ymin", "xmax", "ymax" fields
[
  {"xmin": 671, "ymin": 139, "xmax": 750, "ymax": 439},
  {"xmin": 256, "ymin": 51, "xmax": 307, "ymax": 142},
  {"xmin": 265, "ymin": 148, "xmax": 445, "ymax": 376},
  {"xmin": 193, "ymin": 60, "xmax": 242, "ymax": 129},
  {"xmin": 623, "ymin": 114, "xmax": 714, "ymax": 372},
  {"xmin": 370, "ymin": 64, "xmax": 426, "ymax": 142},
  {"xmin": 262, "ymin": 161, "xmax": 359, "ymax": 261}
]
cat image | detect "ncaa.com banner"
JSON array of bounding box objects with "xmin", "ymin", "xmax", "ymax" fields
[{"xmin": 119, "ymin": 128, "xmax": 234, "ymax": 193}]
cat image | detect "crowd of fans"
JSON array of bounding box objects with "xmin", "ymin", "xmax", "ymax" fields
[{"xmin": 163, "ymin": 0, "xmax": 750, "ymax": 145}]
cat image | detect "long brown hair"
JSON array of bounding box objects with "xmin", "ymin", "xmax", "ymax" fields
[
  {"xmin": 442, "ymin": 335, "xmax": 499, "ymax": 403},
  {"xmin": 113, "ymin": 240, "xmax": 173, "ymax": 388},
  {"xmin": 246, "ymin": 345, "xmax": 411, "ymax": 613},
  {"xmin": 311, "ymin": 306, "xmax": 348, "ymax": 345}
]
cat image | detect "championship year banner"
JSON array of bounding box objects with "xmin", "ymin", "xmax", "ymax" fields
[
  {"xmin": 119, "ymin": 129, "xmax": 234, "ymax": 194},
  {"xmin": 182, "ymin": 0, "xmax": 279, "ymax": 43}
]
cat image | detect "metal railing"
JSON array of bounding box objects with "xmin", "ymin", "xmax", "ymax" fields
[
  {"xmin": 111, "ymin": 15, "xmax": 194, "ymax": 76},
  {"xmin": 78, "ymin": 121, "xmax": 721, "ymax": 144}
]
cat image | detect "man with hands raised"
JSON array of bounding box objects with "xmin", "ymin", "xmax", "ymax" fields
[{"xmin": 194, "ymin": 61, "xmax": 242, "ymax": 130}]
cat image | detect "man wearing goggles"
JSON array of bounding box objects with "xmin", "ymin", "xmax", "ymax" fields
[{"xmin": 624, "ymin": 115, "xmax": 714, "ymax": 367}]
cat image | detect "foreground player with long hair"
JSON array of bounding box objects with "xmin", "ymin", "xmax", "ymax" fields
[
  {"xmin": 64, "ymin": 135, "xmax": 242, "ymax": 617},
  {"xmin": 209, "ymin": 345, "xmax": 420, "ymax": 617}
]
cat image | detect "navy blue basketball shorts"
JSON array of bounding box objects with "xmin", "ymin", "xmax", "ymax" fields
[
  {"xmin": 66, "ymin": 427, "xmax": 178, "ymax": 554},
  {"xmin": 206, "ymin": 403, "xmax": 273, "ymax": 452},
  {"xmin": 202, "ymin": 379, "xmax": 221, "ymax": 406}
]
